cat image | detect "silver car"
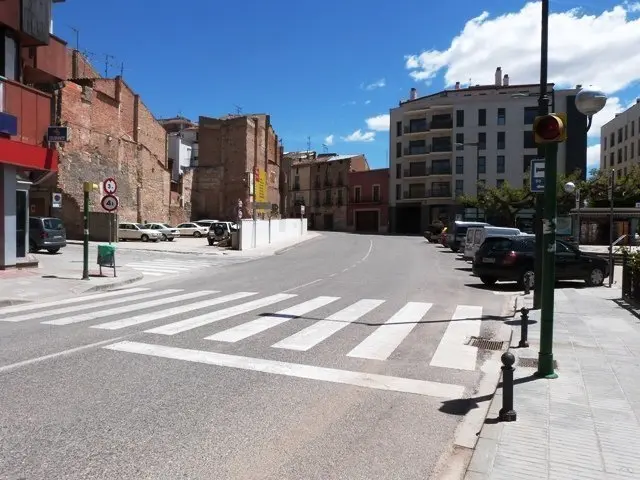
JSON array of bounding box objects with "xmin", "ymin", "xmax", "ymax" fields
[{"xmin": 144, "ymin": 223, "xmax": 180, "ymax": 241}]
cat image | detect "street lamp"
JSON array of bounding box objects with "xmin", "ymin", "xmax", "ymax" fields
[
  {"xmin": 575, "ymin": 86, "xmax": 608, "ymax": 132},
  {"xmin": 564, "ymin": 181, "xmax": 582, "ymax": 248}
]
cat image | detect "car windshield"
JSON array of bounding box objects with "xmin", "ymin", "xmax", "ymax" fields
[{"xmin": 43, "ymin": 218, "xmax": 63, "ymax": 230}]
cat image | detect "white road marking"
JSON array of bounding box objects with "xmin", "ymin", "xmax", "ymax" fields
[
  {"xmin": 3, "ymin": 289, "xmax": 179, "ymax": 323},
  {"xmin": 347, "ymin": 302, "xmax": 433, "ymax": 361},
  {"xmin": 104, "ymin": 341, "xmax": 465, "ymax": 399},
  {"xmin": 42, "ymin": 290, "xmax": 217, "ymax": 326},
  {"xmin": 0, "ymin": 337, "xmax": 127, "ymax": 374},
  {"xmin": 92, "ymin": 292, "xmax": 258, "ymax": 330},
  {"xmin": 429, "ymin": 305, "xmax": 483, "ymax": 371},
  {"xmin": 0, "ymin": 288, "xmax": 150, "ymax": 317},
  {"xmin": 272, "ymin": 299, "xmax": 385, "ymax": 351},
  {"xmin": 205, "ymin": 296, "xmax": 340, "ymax": 343},
  {"xmin": 283, "ymin": 278, "xmax": 323, "ymax": 293},
  {"xmin": 139, "ymin": 271, "xmax": 164, "ymax": 276},
  {"xmin": 144, "ymin": 293, "xmax": 297, "ymax": 336},
  {"xmin": 125, "ymin": 264, "xmax": 191, "ymax": 271}
]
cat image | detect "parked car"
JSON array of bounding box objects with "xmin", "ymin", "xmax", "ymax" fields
[
  {"xmin": 471, "ymin": 236, "xmax": 608, "ymax": 288},
  {"xmin": 194, "ymin": 219, "xmax": 219, "ymax": 229},
  {"xmin": 143, "ymin": 223, "xmax": 180, "ymax": 241},
  {"xmin": 207, "ymin": 221, "xmax": 239, "ymax": 246},
  {"xmin": 447, "ymin": 220, "xmax": 489, "ymax": 252},
  {"xmin": 462, "ymin": 226, "xmax": 523, "ymax": 260},
  {"xmin": 118, "ymin": 222, "xmax": 163, "ymax": 242},
  {"xmin": 29, "ymin": 216, "xmax": 67, "ymax": 254},
  {"xmin": 175, "ymin": 222, "xmax": 210, "ymax": 237}
]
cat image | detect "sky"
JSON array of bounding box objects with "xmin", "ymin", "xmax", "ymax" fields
[{"xmin": 52, "ymin": 0, "xmax": 640, "ymax": 172}]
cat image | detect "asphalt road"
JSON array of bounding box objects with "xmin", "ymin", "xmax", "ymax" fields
[{"xmin": 0, "ymin": 233, "xmax": 509, "ymax": 480}]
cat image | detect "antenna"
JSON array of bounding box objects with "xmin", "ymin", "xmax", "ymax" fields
[
  {"xmin": 234, "ymin": 105, "xmax": 243, "ymax": 115},
  {"xmin": 104, "ymin": 53, "xmax": 115, "ymax": 76},
  {"xmin": 120, "ymin": 61, "xmax": 124, "ymax": 77},
  {"xmin": 321, "ymin": 143, "xmax": 328, "ymax": 153},
  {"xmin": 307, "ymin": 136, "xmax": 312, "ymax": 152},
  {"xmin": 69, "ymin": 26, "xmax": 80, "ymax": 50}
]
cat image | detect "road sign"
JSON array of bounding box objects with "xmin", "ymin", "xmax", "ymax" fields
[
  {"xmin": 103, "ymin": 177, "xmax": 117, "ymax": 194},
  {"xmin": 52, "ymin": 192, "xmax": 62, "ymax": 209},
  {"xmin": 530, "ymin": 159, "xmax": 545, "ymax": 193},
  {"xmin": 47, "ymin": 126, "xmax": 70, "ymax": 142},
  {"xmin": 101, "ymin": 194, "xmax": 119, "ymax": 212}
]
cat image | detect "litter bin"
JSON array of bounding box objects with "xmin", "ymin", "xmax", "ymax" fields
[{"xmin": 97, "ymin": 244, "xmax": 117, "ymax": 276}]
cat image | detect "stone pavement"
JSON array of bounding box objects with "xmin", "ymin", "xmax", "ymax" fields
[{"xmin": 465, "ymin": 286, "xmax": 640, "ymax": 480}]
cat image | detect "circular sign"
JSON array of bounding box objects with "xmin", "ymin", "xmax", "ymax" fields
[
  {"xmin": 101, "ymin": 194, "xmax": 119, "ymax": 212},
  {"xmin": 103, "ymin": 177, "xmax": 117, "ymax": 194},
  {"xmin": 53, "ymin": 193, "xmax": 62, "ymax": 202}
]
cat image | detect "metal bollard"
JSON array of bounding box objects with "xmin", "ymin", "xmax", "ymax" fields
[
  {"xmin": 518, "ymin": 307, "xmax": 530, "ymax": 348},
  {"xmin": 499, "ymin": 351, "xmax": 517, "ymax": 422},
  {"xmin": 523, "ymin": 275, "xmax": 531, "ymax": 296}
]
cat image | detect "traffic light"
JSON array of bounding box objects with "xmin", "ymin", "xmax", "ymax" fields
[{"xmin": 532, "ymin": 113, "xmax": 567, "ymax": 144}]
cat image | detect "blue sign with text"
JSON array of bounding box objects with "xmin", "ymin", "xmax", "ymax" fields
[{"xmin": 530, "ymin": 159, "xmax": 545, "ymax": 193}]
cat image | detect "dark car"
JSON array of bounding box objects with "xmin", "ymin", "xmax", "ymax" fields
[
  {"xmin": 472, "ymin": 236, "xmax": 608, "ymax": 288},
  {"xmin": 29, "ymin": 216, "xmax": 67, "ymax": 254}
]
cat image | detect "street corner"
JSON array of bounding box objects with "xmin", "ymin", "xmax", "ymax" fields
[{"xmin": 77, "ymin": 268, "xmax": 145, "ymax": 294}]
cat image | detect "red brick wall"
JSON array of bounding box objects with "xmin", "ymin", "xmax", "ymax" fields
[
  {"xmin": 66, "ymin": 49, "xmax": 101, "ymax": 79},
  {"xmin": 56, "ymin": 79, "xmax": 173, "ymax": 239},
  {"xmin": 347, "ymin": 168, "xmax": 389, "ymax": 233}
]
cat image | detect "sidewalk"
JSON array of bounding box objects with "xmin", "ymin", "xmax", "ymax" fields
[
  {"xmin": 0, "ymin": 252, "xmax": 141, "ymax": 306},
  {"xmin": 465, "ymin": 286, "xmax": 640, "ymax": 480}
]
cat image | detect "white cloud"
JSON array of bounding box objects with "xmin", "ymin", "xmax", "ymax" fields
[
  {"xmin": 364, "ymin": 100, "xmax": 371, "ymax": 105},
  {"xmin": 405, "ymin": 2, "xmax": 640, "ymax": 94},
  {"xmin": 586, "ymin": 144, "xmax": 601, "ymax": 173},
  {"xmin": 324, "ymin": 134, "xmax": 334, "ymax": 146},
  {"xmin": 365, "ymin": 114, "xmax": 390, "ymax": 132},
  {"xmin": 342, "ymin": 129, "xmax": 376, "ymax": 142},
  {"xmin": 362, "ymin": 79, "xmax": 386, "ymax": 90}
]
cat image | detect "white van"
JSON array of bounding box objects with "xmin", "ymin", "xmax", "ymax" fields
[{"xmin": 463, "ymin": 226, "xmax": 523, "ymax": 260}]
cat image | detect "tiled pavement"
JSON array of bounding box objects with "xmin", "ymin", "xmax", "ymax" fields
[{"xmin": 465, "ymin": 286, "xmax": 640, "ymax": 480}]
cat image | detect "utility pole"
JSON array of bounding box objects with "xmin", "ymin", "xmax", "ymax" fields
[
  {"xmin": 307, "ymin": 136, "xmax": 312, "ymax": 153},
  {"xmin": 234, "ymin": 105, "xmax": 243, "ymax": 115},
  {"xmin": 69, "ymin": 26, "xmax": 80, "ymax": 50},
  {"xmin": 104, "ymin": 54, "xmax": 115, "ymax": 77}
]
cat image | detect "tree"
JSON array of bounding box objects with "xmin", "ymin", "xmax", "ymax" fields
[{"xmin": 583, "ymin": 165, "xmax": 640, "ymax": 207}]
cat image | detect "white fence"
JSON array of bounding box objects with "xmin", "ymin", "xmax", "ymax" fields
[{"xmin": 238, "ymin": 218, "xmax": 308, "ymax": 250}]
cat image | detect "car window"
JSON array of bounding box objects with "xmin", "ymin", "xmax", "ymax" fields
[
  {"xmin": 212, "ymin": 223, "xmax": 228, "ymax": 231},
  {"xmin": 43, "ymin": 218, "xmax": 63, "ymax": 230},
  {"xmin": 134, "ymin": 224, "xmax": 144, "ymax": 229},
  {"xmin": 177, "ymin": 223, "xmax": 189, "ymax": 228}
]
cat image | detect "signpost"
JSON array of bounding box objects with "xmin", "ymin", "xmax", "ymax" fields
[
  {"xmin": 52, "ymin": 192, "xmax": 62, "ymax": 209},
  {"xmin": 103, "ymin": 177, "xmax": 117, "ymax": 195},
  {"xmin": 530, "ymin": 159, "xmax": 545, "ymax": 193},
  {"xmin": 101, "ymin": 194, "xmax": 118, "ymax": 212},
  {"xmin": 101, "ymin": 177, "xmax": 118, "ymax": 244}
]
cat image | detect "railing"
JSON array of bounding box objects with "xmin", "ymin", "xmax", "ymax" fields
[
  {"xmin": 403, "ymin": 125, "xmax": 429, "ymax": 134},
  {"xmin": 404, "ymin": 147, "xmax": 430, "ymax": 156},
  {"xmin": 352, "ymin": 196, "xmax": 383, "ymax": 204},
  {"xmin": 292, "ymin": 184, "xmax": 300, "ymax": 190},
  {"xmin": 427, "ymin": 189, "xmax": 452, "ymax": 198},
  {"xmin": 430, "ymin": 120, "xmax": 453, "ymax": 129},
  {"xmin": 21, "ymin": 35, "xmax": 67, "ymax": 83},
  {"xmin": 403, "ymin": 167, "xmax": 452, "ymax": 177},
  {"xmin": 403, "ymin": 191, "xmax": 426, "ymax": 199},
  {"xmin": 1, "ymin": 78, "xmax": 51, "ymax": 146}
]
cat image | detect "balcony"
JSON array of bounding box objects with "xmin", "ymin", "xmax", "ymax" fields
[
  {"xmin": 1, "ymin": 78, "xmax": 51, "ymax": 146},
  {"xmin": 403, "ymin": 144, "xmax": 452, "ymax": 156},
  {"xmin": 22, "ymin": 35, "xmax": 67, "ymax": 83},
  {"xmin": 403, "ymin": 166, "xmax": 452, "ymax": 177},
  {"xmin": 403, "ymin": 190, "xmax": 427, "ymax": 200},
  {"xmin": 430, "ymin": 119, "xmax": 453, "ymax": 130},
  {"xmin": 403, "ymin": 124, "xmax": 429, "ymax": 134},
  {"xmin": 292, "ymin": 183, "xmax": 300, "ymax": 190},
  {"xmin": 323, "ymin": 199, "xmax": 333, "ymax": 206},
  {"xmin": 427, "ymin": 189, "xmax": 453, "ymax": 198},
  {"xmin": 352, "ymin": 196, "xmax": 383, "ymax": 204},
  {"xmin": 324, "ymin": 179, "xmax": 332, "ymax": 188},
  {"xmin": 313, "ymin": 180, "xmax": 321, "ymax": 189},
  {"xmin": 0, "ymin": 0, "xmax": 53, "ymax": 46}
]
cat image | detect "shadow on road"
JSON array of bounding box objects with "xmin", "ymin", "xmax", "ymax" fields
[{"xmin": 257, "ymin": 312, "xmax": 510, "ymax": 326}]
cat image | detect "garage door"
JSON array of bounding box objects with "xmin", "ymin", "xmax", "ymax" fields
[{"xmin": 355, "ymin": 211, "xmax": 379, "ymax": 232}]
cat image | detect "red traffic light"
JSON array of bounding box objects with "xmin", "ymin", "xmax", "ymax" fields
[
  {"xmin": 536, "ymin": 116, "xmax": 562, "ymax": 140},
  {"xmin": 532, "ymin": 113, "xmax": 567, "ymax": 144}
]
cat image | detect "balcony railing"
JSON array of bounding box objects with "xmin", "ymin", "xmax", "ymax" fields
[
  {"xmin": 432, "ymin": 143, "xmax": 453, "ymax": 152},
  {"xmin": 292, "ymin": 184, "xmax": 300, "ymax": 190},
  {"xmin": 21, "ymin": 35, "xmax": 67, "ymax": 83},
  {"xmin": 352, "ymin": 196, "xmax": 383, "ymax": 204},
  {"xmin": 1, "ymin": 78, "xmax": 51, "ymax": 146},
  {"xmin": 323, "ymin": 199, "xmax": 333, "ymax": 206},
  {"xmin": 403, "ymin": 124, "xmax": 429, "ymax": 134},
  {"xmin": 313, "ymin": 180, "xmax": 321, "ymax": 189},
  {"xmin": 404, "ymin": 147, "xmax": 430, "ymax": 156},
  {"xmin": 427, "ymin": 189, "xmax": 453, "ymax": 198},
  {"xmin": 403, "ymin": 190, "xmax": 427, "ymax": 199},
  {"xmin": 430, "ymin": 119, "xmax": 453, "ymax": 130},
  {"xmin": 403, "ymin": 167, "xmax": 452, "ymax": 177}
]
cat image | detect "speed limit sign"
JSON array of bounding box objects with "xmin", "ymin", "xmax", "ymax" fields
[
  {"xmin": 103, "ymin": 177, "xmax": 117, "ymax": 195},
  {"xmin": 101, "ymin": 194, "xmax": 119, "ymax": 212}
]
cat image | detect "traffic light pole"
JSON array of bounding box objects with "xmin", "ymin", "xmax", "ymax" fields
[{"xmin": 82, "ymin": 189, "xmax": 90, "ymax": 280}]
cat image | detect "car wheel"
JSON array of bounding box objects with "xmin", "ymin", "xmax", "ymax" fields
[
  {"xmin": 168, "ymin": 238, "xmax": 174, "ymax": 242},
  {"xmin": 208, "ymin": 239, "xmax": 214, "ymax": 246},
  {"xmin": 480, "ymin": 276, "xmax": 497, "ymax": 286},
  {"xmin": 586, "ymin": 267, "xmax": 605, "ymax": 287},
  {"xmin": 450, "ymin": 247, "xmax": 459, "ymax": 253},
  {"xmin": 194, "ymin": 231, "xmax": 202, "ymax": 238},
  {"xmin": 29, "ymin": 241, "xmax": 38, "ymax": 253},
  {"xmin": 161, "ymin": 234, "xmax": 167, "ymax": 241},
  {"xmin": 46, "ymin": 247, "xmax": 60, "ymax": 254},
  {"xmin": 518, "ymin": 270, "xmax": 535, "ymax": 290},
  {"xmin": 141, "ymin": 234, "xmax": 149, "ymax": 242}
]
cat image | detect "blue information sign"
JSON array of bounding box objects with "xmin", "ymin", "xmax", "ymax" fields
[{"xmin": 530, "ymin": 159, "xmax": 545, "ymax": 193}]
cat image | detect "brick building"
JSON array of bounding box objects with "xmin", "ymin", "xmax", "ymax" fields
[
  {"xmin": 287, "ymin": 152, "xmax": 369, "ymax": 230},
  {"xmin": 30, "ymin": 49, "xmax": 182, "ymax": 240},
  {"xmin": 192, "ymin": 114, "xmax": 282, "ymax": 220},
  {"xmin": 347, "ymin": 168, "xmax": 389, "ymax": 233}
]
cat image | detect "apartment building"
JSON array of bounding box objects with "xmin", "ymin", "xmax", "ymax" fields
[
  {"xmin": 388, "ymin": 67, "xmax": 587, "ymax": 234},
  {"xmin": 347, "ymin": 168, "xmax": 389, "ymax": 233},
  {"xmin": 286, "ymin": 152, "xmax": 369, "ymax": 230},
  {"xmin": 0, "ymin": 0, "xmax": 66, "ymax": 267},
  {"xmin": 600, "ymin": 99, "xmax": 640, "ymax": 180},
  {"xmin": 192, "ymin": 114, "xmax": 282, "ymax": 220}
]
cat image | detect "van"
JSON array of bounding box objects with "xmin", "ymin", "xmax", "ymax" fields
[
  {"xmin": 29, "ymin": 216, "xmax": 67, "ymax": 254},
  {"xmin": 446, "ymin": 221, "xmax": 489, "ymax": 252},
  {"xmin": 463, "ymin": 226, "xmax": 523, "ymax": 260}
]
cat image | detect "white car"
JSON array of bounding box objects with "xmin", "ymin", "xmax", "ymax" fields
[
  {"xmin": 118, "ymin": 223, "xmax": 163, "ymax": 242},
  {"xmin": 175, "ymin": 222, "xmax": 210, "ymax": 237},
  {"xmin": 143, "ymin": 223, "xmax": 180, "ymax": 241}
]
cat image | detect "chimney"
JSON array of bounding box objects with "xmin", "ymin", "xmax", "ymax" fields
[
  {"xmin": 495, "ymin": 67, "xmax": 502, "ymax": 86},
  {"xmin": 455, "ymin": 81, "xmax": 460, "ymax": 90},
  {"xmin": 503, "ymin": 74, "xmax": 509, "ymax": 86},
  {"xmin": 409, "ymin": 87, "xmax": 417, "ymax": 100}
]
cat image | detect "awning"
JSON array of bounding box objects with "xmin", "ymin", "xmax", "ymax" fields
[{"xmin": 0, "ymin": 137, "xmax": 58, "ymax": 171}]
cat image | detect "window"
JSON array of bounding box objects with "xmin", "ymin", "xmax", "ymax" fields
[
  {"xmin": 337, "ymin": 189, "xmax": 343, "ymax": 204},
  {"xmin": 396, "ymin": 163, "xmax": 401, "ymax": 179},
  {"xmin": 395, "ymin": 184, "xmax": 401, "ymax": 200},
  {"xmin": 456, "ymin": 110, "xmax": 464, "ymax": 127},
  {"xmin": 409, "ymin": 118, "xmax": 427, "ymax": 133},
  {"xmin": 396, "ymin": 121, "xmax": 402, "ymax": 137},
  {"xmin": 455, "ymin": 180, "xmax": 464, "ymax": 196},
  {"xmin": 618, "ymin": 128, "xmax": 623, "ymax": 143},
  {"xmin": 497, "ymin": 155, "xmax": 505, "ymax": 174},
  {"xmin": 631, "ymin": 141, "xmax": 635, "ymax": 159},
  {"xmin": 373, "ymin": 185, "xmax": 380, "ymax": 201},
  {"xmin": 625, "ymin": 125, "xmax": 628, "ymax": 140},
  {"xmin": 325, "ymin": 189, "xmax": 331, "ymax": 204},
  {"xmin": 478, "ymin": 156, "xmax": 486, "ymax": 174},
  {"xmin": 603, "ymin": 136, "xmax": 607, "ymax": 150},
  {"xmin": 455, "ymin": 156, "xmax": 464, "ymax": 174},
  {"xmin": 497, "ymin": 131, "xmax": 505, "ymax": 149},
  {"xmin": 632, "ymin": 121, "xmax": 635, "ymax": 137},
  {"xmin": 478, "ymin": 132, "xmax": 486, "ymax": 150},
  {"xmin": 523, "ymin": 131, "xmax": 536, "ymax": 149},
  {"xmin": 497, "ymin": 179, "xmax": 505, "ymax": 188},
  {"xmin": 617, "ymin": 149, "xmax": 622, "ymax": 164},
  {"xmin": 497, "ymin": 108, "xmax": 506, "ymax": 125},
  {"xmin": 624, "ymin": 146, "xmax": 628, "ymax": 162},
  {"xmin": 609, "ymin": 152, "xmax": 614, "ymax": 167},
  {"xmin": 1, "ymin": 32, "xmax": 18, "ymax": 80},
  {"xmin": 396, "ymin": 142, "xmax": 402, "ymax": 158},
  {"xmin": 478, "ymin": 109, "xmax": 486, "ymax": 126},
  {"xmin": 610, "ymin": 133, "xmax": 615, "ymax": 147},
  {"xmin": 456, "ymin": 133, "xmax": 464, "ymax": 150},
  {"xmin": 523, "ymin": 107, "xmax": 537, "ymax": 125},
  {"xmin": 523, "ymin": 154, "xmax": 537, "ymax": 173}
]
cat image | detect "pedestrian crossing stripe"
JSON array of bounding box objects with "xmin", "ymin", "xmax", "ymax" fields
[
  {"xmin": 0, "ymin": 288, "xmax": 488, "ymax": 369},
  {"xmin": 124, "ymin": 260, "xmax": 213, "ymax": 276}
]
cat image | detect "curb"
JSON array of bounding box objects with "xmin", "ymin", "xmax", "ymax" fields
[
  {"xmin": 77, "ymin": 271, "xmax": 144, "ymax": 293},
  {"xmin": 274, "ymin": 234, "xmax": 323, "ymax": 255},
  {"xmin": 0, "ymin": 299, "xmax": 32, "ymax": 308}
]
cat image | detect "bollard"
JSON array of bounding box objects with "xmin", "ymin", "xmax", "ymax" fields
[
  {"xmin": 518, "ymin": 307, "xmax": 530, "ymax": 348},
  {"xmin": 499, "ymin": 351, "xmax": 517, "ymax": 422},
  {"xmin": 523, "ymin": 274, "xmax": 531, "ymax": 296}
]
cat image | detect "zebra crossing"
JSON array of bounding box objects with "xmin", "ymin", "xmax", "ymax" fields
[
  {"xmin": 0, "ymin": 287, "xmax": 490, "ymax": 372},
  {"xmin": 123, "ymin": 259, "xmax": 213, "ymax": 276}
]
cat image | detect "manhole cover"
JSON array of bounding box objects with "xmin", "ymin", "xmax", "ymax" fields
[
  {"xmin": 518, "ymin": 357, "xmax": 558, "ymax": 369},
  {"xmin": 467, "ymin": 337, "xmax": 506, "ymax": 351}
]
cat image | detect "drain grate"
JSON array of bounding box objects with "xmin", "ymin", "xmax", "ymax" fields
[
  {"xmin": 467, "ymin": 337, "xmax": 506, "ymax": 351},
  {"xmin": 518, "ymin": 357, "xmax": 558, "ymax": 369}
]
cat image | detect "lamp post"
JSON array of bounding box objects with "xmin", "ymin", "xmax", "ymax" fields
[{"xmin": 564, "ymin": 181, "xmax": 581, "ymax": 248}]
